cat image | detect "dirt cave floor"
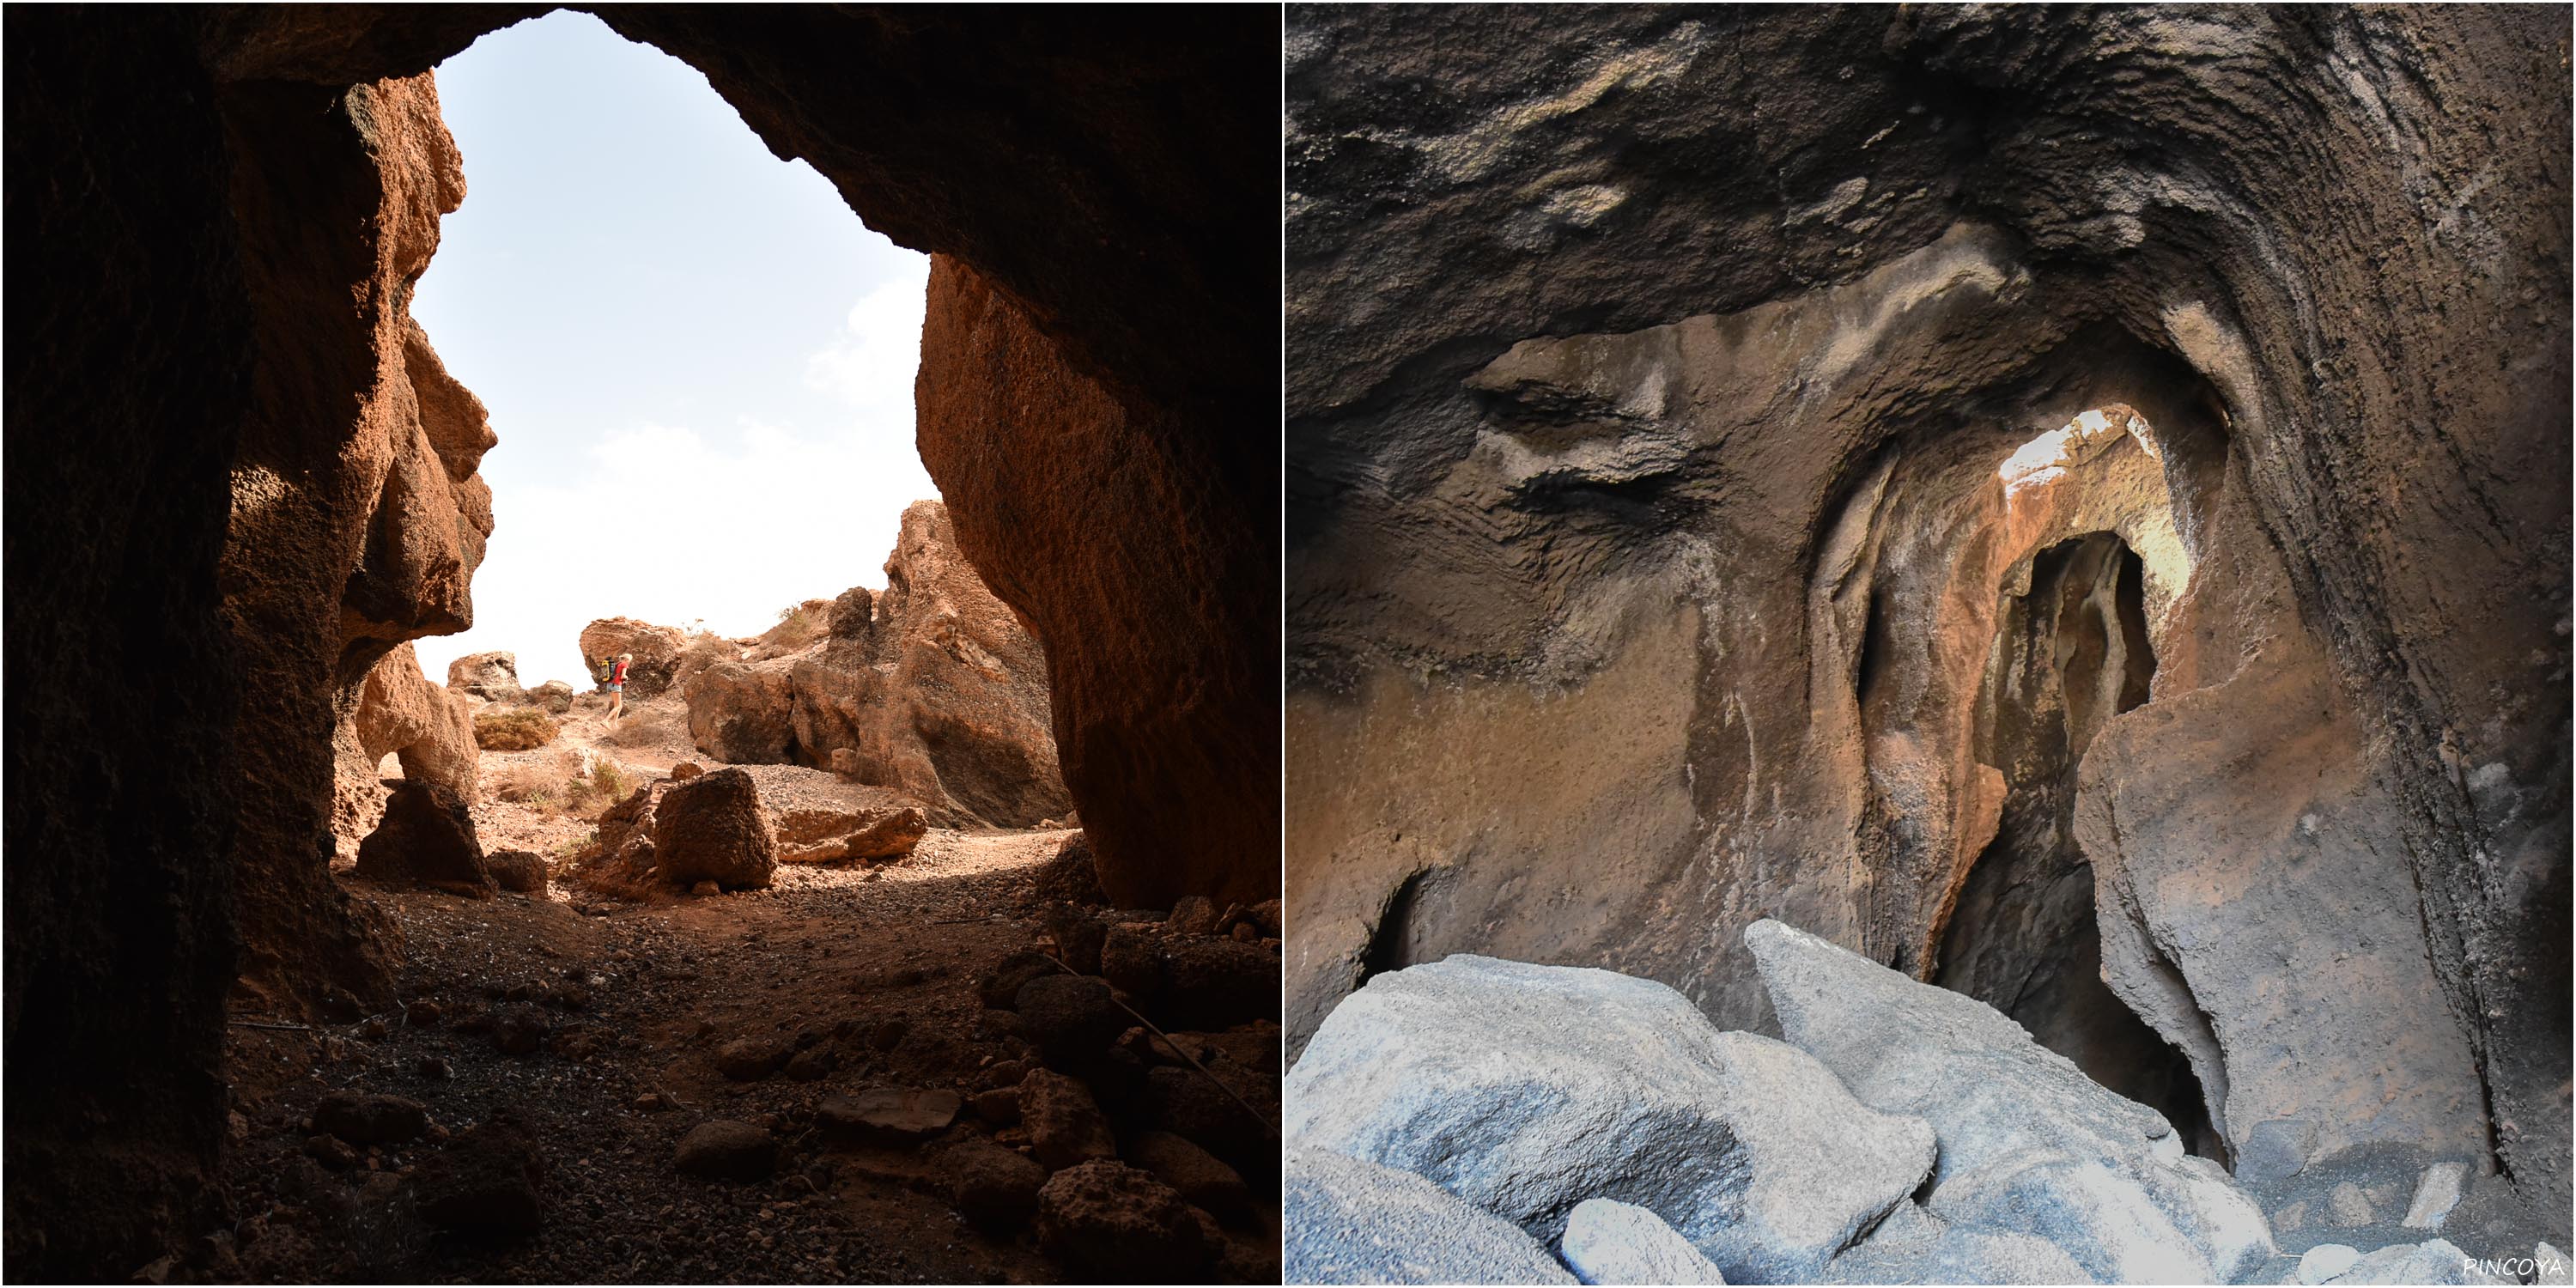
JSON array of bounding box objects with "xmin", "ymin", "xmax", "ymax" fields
[{"xmin": 210, "ymin": 700, "xmax": 1282, "ymax": 1284}]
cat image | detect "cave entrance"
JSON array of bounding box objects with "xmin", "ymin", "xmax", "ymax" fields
[
  {"xmin": 409, "ymin": 9, "xmax": 942, "ymax": 707},
  {"xmin": 1935, "ymin": 529, "xmax": 2222, "ymax": 1159},
  {"xmin": 374, "ymin": 14, "xmax": 1075, "ymax": 841}
]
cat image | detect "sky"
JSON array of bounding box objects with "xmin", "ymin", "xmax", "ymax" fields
[{"xmin": 409, "ymin": 10, "xmax": 937, "ymax": 689}]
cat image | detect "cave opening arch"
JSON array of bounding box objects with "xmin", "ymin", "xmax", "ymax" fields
[
  {"xmin": 4, "ymin": 7, "xmax": 1276, "ymax": 1279},
  {"xmin": 1931, "ymin": 526, "xmax": 2224, "ymax": 1161}
]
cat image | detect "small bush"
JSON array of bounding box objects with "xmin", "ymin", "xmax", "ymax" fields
[
  {"xmin": 588, "ymin": 757, "xmax": 631, "ymax": 805},
  {"xmin": 474, "ymin": 707, "xmax": 560, "ymax": 751}
]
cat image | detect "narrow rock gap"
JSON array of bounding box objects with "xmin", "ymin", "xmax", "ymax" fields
[
  {"xmin": 1359, "ymin": 866, "xmax": 1442, "ymax": 988},
  {"xmin": 1934, "ymin": 532, "xmax": 2223, "ymax": 1160}
]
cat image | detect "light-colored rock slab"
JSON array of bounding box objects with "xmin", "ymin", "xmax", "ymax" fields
[
  {"xmin": 1288, "ymin": 953, "xmax": 1935, "ymax": 1283},
  {"xmin": 1746, "ymin": 918, "xmax": 2275, "ymax": 1284},
  {"xmin": 1560, "ymin": 1199, "xmax": 1727, "ymax": 1285},
  {"xmin": 1285, "ymin": 1145, "xmax": 1574, "ymax": 1285},
  {"xmin": 2298, "ymin": 1243, "xmax": 2362, "ymax": 1284},
  {"xmin": 2401, "ymin": 1161, "xmax": 2468, "ymax": 1230},
  {"xmin": 1823, "ymin": 1200, "xmax": 2091, "ymax": 1285},
  {"xmin": 2324, "ymin": 1238, "xmax": 2506, "ymax": 1285}
]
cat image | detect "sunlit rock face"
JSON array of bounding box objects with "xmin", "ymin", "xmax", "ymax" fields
[
  {"xmin": 1285, "ymin": 1, "xmax": 2569, "ymax": 1240},
  {"xmin": 218, "ymin": 70, "xmax": 497, "ymax": 1020}
]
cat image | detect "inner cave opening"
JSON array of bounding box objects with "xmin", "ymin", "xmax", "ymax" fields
[{"xmin": 1933, "ymin": 530, "xmax": 2223, "ymax": 1160}]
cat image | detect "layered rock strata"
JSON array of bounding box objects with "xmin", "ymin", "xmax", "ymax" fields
[{"xmin": 1285, "ymin": 4, "xmax": 2570, "ymax": 1236}]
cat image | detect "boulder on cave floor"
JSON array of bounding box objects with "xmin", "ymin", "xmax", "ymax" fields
[
  {"xmin": 352, "ymin": 779, "xmax": 490, "ymax": 895},
  {"xmin": 651, "ymin": 767, "xmax": 776, "ymax": 890},
  {"xmin": 1018, "ymin": 1067, "xmax": 1117, "ymax": 1171},
  {"xmin": 1820, "ymin": 1199, "xmax": 2089, "ymax": 1285},
  {"xmin": 1034, "ymin": 1158, "xmax": 1209, "ymax": 1280},
  {"xmin": 1286, "ymin": 953, "xmax": 1935, "ymax": 1284},
  {"xmin": 674, "ymin": 1119, "xmax": 777, "ymax": 1182},
  {"xmin": 731, "ymin": 763, "xmax": 933, "ymax": 863},
  {"xmin": 1746, "ymin": 918, "xmax": 2275, "ymax": 1285},
  {"xmin": 946, "ymin": 1139, "xmax": 1048, "ymax": 1232},
  {"xmin": 1285, "ymin": 1144, "xmax": 1573, "ymax": 1285},
  {"xmin": 485, "ymin": 848, "xmax": 545, "ymax": 894},
  {"xmin": 410, "ymin": 1114, "xmax": 544, "ymax": 1240},
  {"xmin": 1559, "ymin": 1198, "xmax": 1729, "ymax": 1285},
  {"xmin": 817, "ymin": 1088, "xmax": 962, "ymax": 1147}
]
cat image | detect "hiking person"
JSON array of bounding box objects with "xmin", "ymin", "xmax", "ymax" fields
[{"xmin": 605, "ymin": 653, "xmax": 631, "ymax": 722}]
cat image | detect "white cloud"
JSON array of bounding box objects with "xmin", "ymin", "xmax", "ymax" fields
[
  {"xmin": 805, "ymin": 255, "xmax": 932, "ymax": 416},
  {"xmin": 412, "ymin": 263, "xmax": 941, "ymax": 691}
]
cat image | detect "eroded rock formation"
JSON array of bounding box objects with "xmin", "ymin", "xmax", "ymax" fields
[
  {"xmin": 330, "ymin": 641, "xmax": 481, "ymax": 854},
  {"xmin": 918, "ymin": 257, "xmax": 1276, "ymax": 904},
  {"xmin": 580, "ymin": 617, "xmax": 686, "ymax": 698},
  {"xmin": 5, "ymin": 9, "xmax": 1273, "ymax": 1278},
  {"xmin": 1285, "ymin": 2, "xmax": 2570, "ymax": 1247},
  {"xmin": 679, "ymin": 500, "xmax": 1072, "ymax": 829},
  {"xmin": 218, "ymin": 69, "xmax": 495, "ymax": 1019}
]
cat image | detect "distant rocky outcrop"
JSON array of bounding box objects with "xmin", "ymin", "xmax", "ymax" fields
[
  {"xmin": 445, "ymin": 650, "xmax": 522, "ymax": 702},
  {"xmin": 331, "ymin": 642, "xmax": 479, "ymax": 855},
  {"xmin": 578, "ymin": 617, "xmax": 686, "ymax": 697},
  {"xmin": 672, "ymin": 501, "xmax": 1072, "ymax": 829}
]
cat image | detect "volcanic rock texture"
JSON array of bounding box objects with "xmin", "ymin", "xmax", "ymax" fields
[
  {"xmin": 1285, "ymin": 1, "xmax": 2570, "ymax": 1247},
  {"xmin": 331, "ymin": 641, "xmax": 483, "ymax": 854},
  {"xmin": 4, "ymin": 7, "xmax": 1273, "ymax": 1279}
]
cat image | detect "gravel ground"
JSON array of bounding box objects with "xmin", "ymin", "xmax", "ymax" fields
[{"xmin": 209, "ymin": 705, "xmax": 1283, "ymax": 1284}]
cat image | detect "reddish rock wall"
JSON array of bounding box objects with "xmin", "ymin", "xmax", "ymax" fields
[
  {"xmin": 918, "ymin": 261, "xmax": 1273, "ymax": 905},
  {"xmin": 217, "ymin": 70, "xmax": 493, "ymax": 1018}
]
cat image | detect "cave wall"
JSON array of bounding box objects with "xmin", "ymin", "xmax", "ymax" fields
[
  {"xmin": 217, "ymin": 70, "xmax": 495, "ymax": 1016},
  {"xmin": 5, "ymin": 7, "xmax": 1277, "ymax": 1277},
  {"xmin": 1285, "ymin": 3, "xmax": 2569, "ymax": 1227},
  {"xmin": 2, "ymin": 10, "xmax": 251, "ymax": 1278}
]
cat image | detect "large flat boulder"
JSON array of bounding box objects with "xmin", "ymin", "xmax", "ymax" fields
[
  {"xmin": 1746, "ymin": 919, "xmax": 2274, "ymax": 1284},
  {"xmin": 1286, "ymin": 954, "xmax": 1935, "ymax": 1283},
  {"xmin": 1285, "ymin": 1145, "xmax": 1574, "ymax": 1285}
]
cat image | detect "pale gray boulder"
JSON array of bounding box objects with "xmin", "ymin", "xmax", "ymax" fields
[
  {"xmin": 1746, "ymin": 919, "xmax": 2275, "ymax": 1285},
  {"xmin": 1560, "ymin": 1199, "xmax": 1728, "ymax": 1285},
  {"xmin": 2296, "ymin": 1243, "xmax": 2363, "ymax": 1284},
  {"xmin": 2536, "ymin": 1241, "xmax": 2573, "ymax": 1286},
  {"xmin": 1287, "ymin": 954, "xmax": 1935, "ymax": 1283},
  {"xmin": 2323, "ymin": 1238, "xmax": 2506, "ymax": 1285},
  {"xmin": 2402, "ymin": 1162, "xmax": 2470, "ymax": 1230},
  {"xmin": 1824, "ymin": 1200, "xmax": 2093, "ymax": 1285},
  {"xmin": 1285, "ymin": 1145, "xmax": 1574, "ymax": 1285}
]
